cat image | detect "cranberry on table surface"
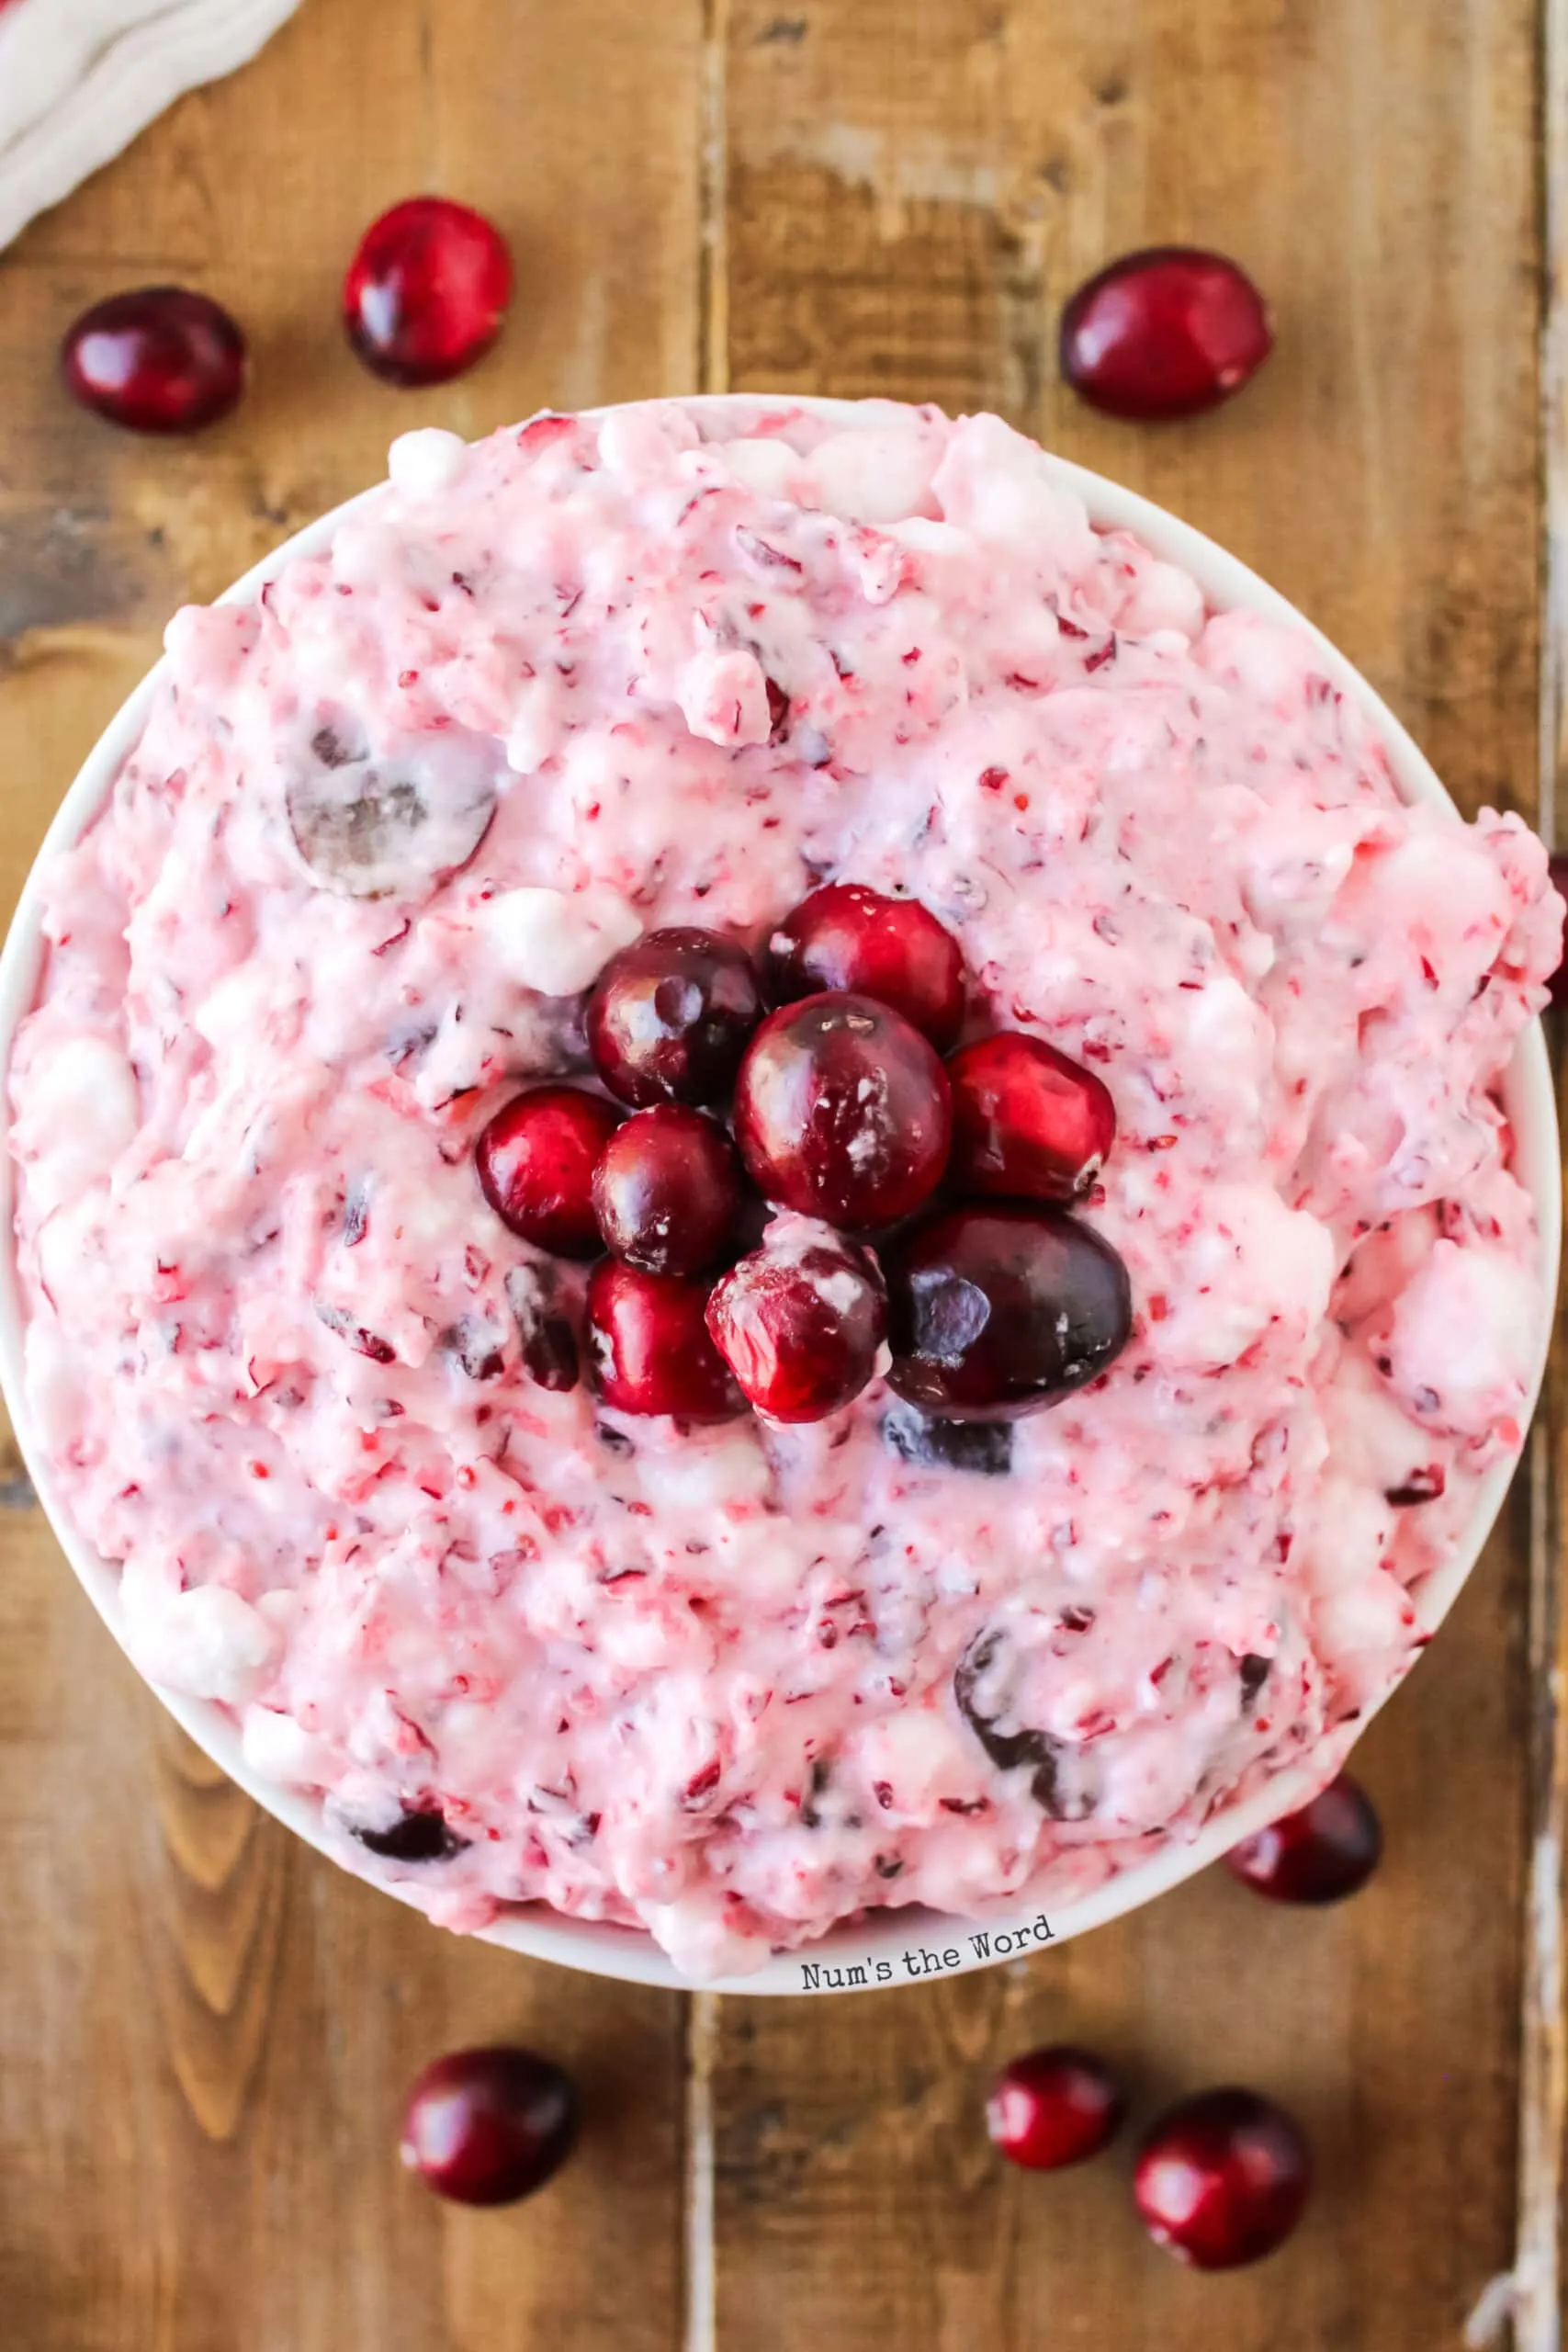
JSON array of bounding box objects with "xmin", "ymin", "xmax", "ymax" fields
[
  {"xmin": 592, "ymin": 1105, "xmax": 745, "ymax": 1275},
  {"xmin": 884, "ymin": 1202, "xmax": 1132, "ymax": 1418},
  {"xmin": 947, "ymin": 1032, "xmax": 1116, "ymax": 1203},
  {"xmin": 1224, "ymin": 1775, "xmax": 1382, "ymax": 1905},
  {"xmin": 62, "ymin": 287, "xmax": 246, "ymax": 433},
  {"xmin": 587, "ymin": 1257, "xmax": 747, "ymax": 1420},
  {"xmin": 1134, "ymin": 2087, "xmax": 1311, "ymax": 2268},
  {"xmin": 706, "ymin": 1225, "xmax": 886, "ymax": 1421},
  {"xmin": 344, "ymin": 197, "xmax": 513, "ymax": 387},
  {"xmin": 588, "ymin": 928, "xmax": 763, "ymax": 1108},
  {"xmin": 766, "ymin": 884, "xmax": 966, "ymax": 1050},
  {"xmin": 400, "ymin": 2046, "xmax": 578, "ymax": 2206},
  {"xmin": 987, "ymin": 2045, "xmax": 1125, "ymax": 2172},
  {"xmin": 733, "ymin": 992, "xmax": 952, "ymax": 1230},
  {"xmin": 476, "ymin": 1085, "xmax": 621, "ymax": 1257},
  {"xmin": 1060, "ymin": 247, "xmax": 1272, "ymax": 422}
]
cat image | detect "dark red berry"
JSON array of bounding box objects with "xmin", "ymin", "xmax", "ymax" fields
[
  {"xmin": 400, "ymin": 2046, "xmax": 577, "ymax": 2206},
  {"xmin": 586, "ymin": 1258, "xmax": 747, "ymax": 1420},
  {"xmin": 733, "ymin": 992, "xmax": 952, "ymax": 1230},
  {"xmin": 947, "ymin": 1032, "xmax": 1115, "ymax": 1203},
  {"xmin": 1224, "ymin": 1775, "xmax": 1382, "ymax": 1905},
  {"xmin": 1061, "ymin": 247, "xmax": 1272, "ymax": 422},
  {"xmin": 706, "ymin": 1222, "xmax": 886, "ymax": 1421},
  {"xmin": 588, "ymin": 928, "xmax": 763, "ymax": 1108},
  {"xmin": 1548, "ymin": 852, "xmax": 1568, "ymax": 1010},
  {"xmin": 986, "ymin": 2045, "xmax": 1125, "ymax": 2171},
  {"xmin": 344, "ymin": 197, "xmax": 513, "ymax": 388},
  {"xmin": 766, "ymin": 884, "xmax": 965, "ymax": 1049},
  {"xmin": 62, "ymin": 287, "xmax": 246, "ymax": 433},
  {"xmin": 884, "ymin": 1203, "xmax": 1131, "ymax": 1418},
  {"xmin": 1134, "ymin": 2087, "xmax": 1311, "ymax": 2268},
  {"xmin": 592, "ymin": 1105, "xmax": 744, "ymax": 1274},
  {"xmin": 476, "ymin": 1086, "xmax": 620, "ymax": 1257}
]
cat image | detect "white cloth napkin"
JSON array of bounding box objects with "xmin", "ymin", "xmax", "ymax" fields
[{"xmin": 0, "ymin": 0, "xmax": 302, "ymax": 254}]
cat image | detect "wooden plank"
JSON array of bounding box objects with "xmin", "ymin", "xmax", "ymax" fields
[
  {"xmin": 0, "ymin": 1, "xmax": 705, "ymax": 2346},
  {"xmin": 711, "ymin": 5, "xmax": 1547, "ymax": 2347}
]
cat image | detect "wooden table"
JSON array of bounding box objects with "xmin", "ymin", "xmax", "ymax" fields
[{"xmin": 1, "ymin": 2, "xmax": 1564, "ymax": 2344}]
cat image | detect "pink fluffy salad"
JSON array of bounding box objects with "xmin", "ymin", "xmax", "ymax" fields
[{"xmin": 7, "ymin": 397, "xmax": 1560, "ymax": 1979}]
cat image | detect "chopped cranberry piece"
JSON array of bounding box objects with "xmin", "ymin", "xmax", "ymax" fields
[
  {"xmin": 987, "ymin": 2046, "xmax": 1125, "ymax": 2170},
  {"xmin": 1060, "ymin": 247, "xmax": 1272, "ymax": 421},
  {"xmin": 504, "ymin": 1264, "xmax": 581, "ymax": 1392},
  {"xmin": 733, "ymin": 992, "xmax": 952, "ymax": 1230},
  {"xmin": 62, "ymin": 287, "xmax": 246, "ymax": 433},
  {"xmin": 1134, "ymin": 2087, "xmax": 1311, "ymax": 2267},
  {"xmin": 592, "ymin": 1105, "xmax": 744, "ymax": 1274},
  {"xmin": 884, "ymin": 1203, "xmax": 1131, "ymax": 1417},
  {"xmin": 882, "ymin": 1405, "xmax": 1011, "ymax": 1476},
  {"xmin": 947, "ymin": 1032, "xmax": 1115, "ymax": 1202},
  {"xmin": 705, "ymin": 1224, "xmax": 886, "ymax": 1421},
  {"xmin": 1384, "ymin": 1464, "xmax": 1444, "ymax": 1507},
  {"xmin": 1224, "ymin": 1775, "xmax": 1382, "ymax": 1905},
  {"xmin": 352, "ymin": 1806, "xmax": 469, "ymax": 1862},
  {"xmin": 588, "ymin": 928, "xmax": 762, "ymax": 1108},
  {"xmin": 476, "ymin": 1086, "xmax": 621, "ymax": 1258},
  {"xmin": 344, "ymin": 198, "xmax": 513, "ymax": 387},
  {"xmin": 400, "ymin": 2046, "xmax": 577, "ymax": 2205},
  {"xmin": 586, "ymin": 1258, "xmax": 747, "ymax": 1420},
  {"xmin": 766, "ymin": 884, "xmax": 965, "ymax": 1048}
]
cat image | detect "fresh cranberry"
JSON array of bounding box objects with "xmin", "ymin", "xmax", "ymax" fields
[
  {"xmin": 1134, "ymin": 2087, "xmax": 1311, "ymax": 2268},
  {"xmin": 592, "ymin": 1105, "xmax": 744, "ymax": 1274},
  {"xmin": 986, "ymin": 2045, "xmax": 1125, "ymax": 2171},
  {"xmin": 1224, "ymin": 1775, "xmax": 1382, "ymax": 1905},
  {"xmin": 586, "ymin": 1258, "xmax": 746, "ymax": 1419},
  {"xmin": 344, "ymin": 198, "xmax": 513, "ymax": 387},
  {"xmin": 706, "ymin": 1224, "xmax": 886, "ymax": 1421},
  {"xmin": 884, "ymin": 1203, "xmax": 1131, "ymax": 1417},
  {"xmin": 1060, "ymin": 248, "xmax": 1272, "ymax": 421},
  {"xmin": 400, "ymin": 2046, "xmax": 577, "ymax": 2206},
  {"xmin": 947, "ymin": 1032, "xmax": 1115, "ymax": 1202},
  {"xmin": 766, "ymin": 884, "xmax": 965, "ymax": 1049},
  {"xmin": 1548, "ymin": 852, "xmax": 1568, "ymax": 1010},
  {"xmin": 588, "ymin": 929, "xmax": 762, "ymax": 1108},
  {"xmin": 61, "ymin": 288, "xmax": 245, "ymax": 433},
  {"xmin": 733, "ymin": 993, "xmax": 952, "ymax": 1229},
  {"xmin": 476, "ymin": 1086, "xmax": 621, "ymax": 1257}
]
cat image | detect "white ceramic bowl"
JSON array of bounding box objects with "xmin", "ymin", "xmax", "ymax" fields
[{"xmin": 0, "ymin": 396, "xmax": 1558, "ymax": 1995}]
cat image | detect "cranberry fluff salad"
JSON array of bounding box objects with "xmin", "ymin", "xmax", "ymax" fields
[{"xmin": 8, "ymin": 398, "xmax": 1560, "ymax": 1979}]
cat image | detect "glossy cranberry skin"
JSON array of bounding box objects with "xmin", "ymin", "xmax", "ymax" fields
[
  {"xmin": 884, "ymin": 1202, "xmax": 1131, "ymax": 1419},
  {"xmin": 706, "ymin": 1227, "xmax": 886, "ymax": 1421},
  {"xmin": 344, "ymin": 197, "xmax": 513, "ymax": 387},
  {"xmin": 62, "ymin": 287, "xmax": 245, "ymax": 433},
  {"xmin": 733, "ymin": 992, "xmax": 952, "ymax": 1230},
  {"xmin": 592, "ymin": 1105, "xmax": 744, "ymax": 1275},
  {"xmin": 948, "ymin": 1032, "xmax": 1116, "ymax": 1203},
  {"xmin": 1224, "ymin": 1775, "xmax": 1382, "ymax": 1905},
  {"xmin": 1134, "ymin": 2087, "xmax": 1311, "ymax": 2268},
  {"xmin": 1061, "ymin": 248, "xmax": 1272, "ymax": 422},
  {"xmin": 1548, "ymin": 852, "xmax": 1568, "ymax": 1010},
  {"xmin": 588, "ymin": 929, "xmax": 763, "ymax": 1109},
  {"xmin": 586, "ymin": 1258, "xmax": 747, "ymax": 1420},
  {"xmin": 476, "ymin": 1086, "xmax": 621, "ymax": 1257},
  {"xmin": 400, "ymin": 2046, "xmax": 577, "ymax": 2206},
  {"xmin": 766, "ymin": 885, "xmax": 965, "ymax": 1050},
  {"xmin": 986, "ymin": 2045, "xmax": 1125, "ymax": 2171}
]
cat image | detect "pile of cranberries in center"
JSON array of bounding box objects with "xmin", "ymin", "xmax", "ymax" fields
[{"xmin": 472, "ymin": 881, "xmax": 1132, "ymax": 1434}]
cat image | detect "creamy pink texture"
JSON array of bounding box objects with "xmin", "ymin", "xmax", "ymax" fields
[{"xmin": 9, "ymin": 399, "xmax": 1560, "ymax": 1978}]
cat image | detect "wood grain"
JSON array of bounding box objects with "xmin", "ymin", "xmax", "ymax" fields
[
  {"xmin": 712, "ymin": 5, "xmax": 1547, "ymax": 2348},
  {"xmin": 0, "ymin": 1, "xmax": 704, "ymax": 2346}
]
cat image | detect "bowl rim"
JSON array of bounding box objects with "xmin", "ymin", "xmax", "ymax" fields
[{"xmin": 0, "ymin": 392, "xmax": 1558, "ymax": 1996}]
